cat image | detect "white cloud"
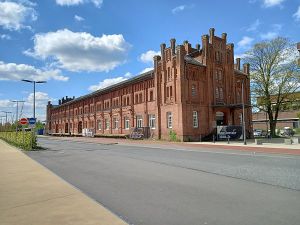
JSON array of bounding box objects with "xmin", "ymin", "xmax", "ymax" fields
[
  {"xmin": 234, "ymin": 53, "xmax": 249, "ymax": 60},
  {"xmin": 171, "ymin": 4, "xmax": 194, "ymax": 14},
  {"xmin": 0, "ymin": 99, "xmax": 13, "ymax": 108},
  {"xmin": 0, "ymin": 61, "xmax": 69, "ymax": 81},
  {"xmin": 246, "ymin": 19, "xmax": 260, "ymax": 32},
  {"xmin": 140, "ymin": 67, "xmax": 153, "ymax": 74},
  {"xmin": 293, "ymin": 6, "xmax": 300, "ymax": 21},
  {"xmin": 89, "ymin": 76, "xmax": 128, "ymax": 92},
  {"xmin": 25, "ymin": 29, "xmax": 131, "ymax": 72},
  {"xmin": 238, "ymin": 36, "xmax": 254, "ymax": 49},
  {"xmin": 172, "ymin": 5, "xmax": 186, "ymax": 14},
  {"xmin": 260, "ymin": 23, "xmax": 282, "ymax": 40},
  {"xmin": 140, "ymin": 50, "xmax": 160, "ymax": 64},
  {"xmin": 0, "ymin": 92, "xmax": 52, "ymax": 122},
  {"xmin": 56, "ymin": 0, "xmax": 103, "ymax": 8},
  {"xmin": 260, "ymin": 32, "xmax": 278, "ymax": 40},
  {"xmin": 74, "ymin": 15, "xmax": 84, "ymax": 21},
  {"xmin": 0, "ymin": 1, "xmax": 37, "ymax": 30},
  {"xmin": 263, "ymin": 0, "xmax": 285, "ymax": 7},
  {"xmin": 0, "ymin": 34, "xmax": 11, "ymax": 40},
  {"xmin": 26, "ymin": 92, "xmax": 52, "ymax": 108}
]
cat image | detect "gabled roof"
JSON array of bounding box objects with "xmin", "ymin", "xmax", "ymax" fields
[
  {"xmin": 184, "ymin": 55, "xmax": 205, "ymax": 66},
  {"xmin": 53, "ymin": 70, "xmax": 154, "ymax": 108}
]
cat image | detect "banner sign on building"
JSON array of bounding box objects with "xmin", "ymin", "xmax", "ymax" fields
[{"xmin": 217, "ymin": 126, "xmax": 243, "ymax": 140}]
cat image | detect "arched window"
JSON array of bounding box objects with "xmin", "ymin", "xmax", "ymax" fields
[{"xmin": 192, "ymin": 84, "xmax": 196, "ymax": 96}]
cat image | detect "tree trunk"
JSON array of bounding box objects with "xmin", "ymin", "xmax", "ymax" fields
[{"xmin": 269, "ymin": 120, "xmax": 277, "ymax": 137}]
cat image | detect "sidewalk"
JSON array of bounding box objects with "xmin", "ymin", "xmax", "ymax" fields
[
  {"xmin": 42, "ymin": 135, "xmax": 300, "ymax": 156},
  {"xmin": 0, "ymin": 140, "xmax": 128, "ymax": 225}
]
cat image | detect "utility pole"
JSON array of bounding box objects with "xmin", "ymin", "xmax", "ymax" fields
[
  {"xmin": 21, "ymin": 80, "xmax": 47, "ymax": 119},
  {"xmin": 241, "ymin": 80, "xmax": 247, "ymax": 145},
  {"xmin": 0, "ymin": 116, "xmax": 6, "ymax": 131},
  {"xmin": 1, "ymin": 111, "xmax": 12, "ymax": 130},
  {"xmin": 11, "ymin": 100, "xmax": 25, "ymax": 133}
]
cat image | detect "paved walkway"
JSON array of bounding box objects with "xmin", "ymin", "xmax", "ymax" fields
[
  {"xmin": 0, "ymin": 140, "xmax": 128, "ymax": 225},
  {"xmin": 43, "ymin": 135, "xmax": 300, "ymax": 156}
]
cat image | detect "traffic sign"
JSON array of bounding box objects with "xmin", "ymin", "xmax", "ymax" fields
[
  {"xmin": 28, "ymin": 117, "xmax": 36, "ymax": 125},
  {"xmin": 19, "ymin": 118, "xmax": 28, "ymax": 125}
]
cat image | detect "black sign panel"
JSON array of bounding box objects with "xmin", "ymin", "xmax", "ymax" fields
[{"xmin": 217, "ymin": 126, "xmax": 243, "ymax": 140}]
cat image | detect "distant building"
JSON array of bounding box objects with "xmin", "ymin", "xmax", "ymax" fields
[
  {"xmin": 46, "ymin": 28, "xmax": 252, "ymax": 141},
  {"xmin": 252, "ymin": 92, "xmax": 300, "ymax": 130}
]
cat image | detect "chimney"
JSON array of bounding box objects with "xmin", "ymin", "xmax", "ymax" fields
[
  {"xmin": 222, "ymin": 33, "xmax": 227, "ymax": 42},
  {"xmin": 183, "ymin": 40, "xmax": 191, "ymax": 54},
  {"xmin": 236, "ymin": 58, "xmax": 241, "ymax": 70},
  {"xmin": 153, "ymin": 55, "xmax": 161, "ymax": 72},
  {"xmin": 170, "ymin": 38, "xmax": 176, "ymax": 55},
  {"xmin": 160, "ymin": 43, "xmax": 166, "ymax": 59},
  {"xmin": 195, "ymin": 44, "xmax": 200, "ymax": 51},
  {"xmin": 209, "ymin": 28, "xmax": 215, "ymax": 43},
  {"xmin": 243, "ymin": 63, "xmax": 250, "ymax": 75},
  {"xmin": 201, "ymin": 35, "xmax": 209, "ymax": 62}
]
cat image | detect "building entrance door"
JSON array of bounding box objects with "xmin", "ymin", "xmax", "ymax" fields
[
  {"xmin": 65, "ymin": 123, "xmax": 68, "ymax": 133},
  {"xmin": 216, "ymin": 111, "xmax": 226, "ymax": 126},
  {"xmin": 78, "ymin": 121, "xmax": 83, "ymax": 134}
]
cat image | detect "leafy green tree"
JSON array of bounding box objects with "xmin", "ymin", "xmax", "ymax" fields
[{"xmin": 245, "ymin": 37, "xmax": 300, "ymax": 137}]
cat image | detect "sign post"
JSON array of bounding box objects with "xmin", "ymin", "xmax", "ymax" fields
[
  {"xmin": 19, "ymin": 118, "xmax": 28, "ymax": 149},
  {"xmin": 27, "ymin": 118, "xmax": 36, "ymax": 150}
]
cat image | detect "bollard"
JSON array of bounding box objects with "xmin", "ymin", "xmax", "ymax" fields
[
  {"xmin": 227, "ymin": 136, "xmax": 230, "ymax": 144},
  {"xmin": 200, "ymin": 134, "xmax": 202, "ymax": 142},
  {"xmin": 213, "ymin": 135, "xmax": 215, "ymax": 143}
]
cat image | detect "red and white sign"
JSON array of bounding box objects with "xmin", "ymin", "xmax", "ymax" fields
[{"xmin": 19, "ymin": 118, "xmax": 28, "ymax": 125}]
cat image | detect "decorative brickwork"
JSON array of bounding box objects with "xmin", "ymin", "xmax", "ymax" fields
[{"xmin": 46, "ymin": 28, "xmax": 252, "ymax": 141}]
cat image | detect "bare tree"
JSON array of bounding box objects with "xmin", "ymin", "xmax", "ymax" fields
[{"xmin": 245, "ymin": 37, "xmax": 300, "ymax": 137}]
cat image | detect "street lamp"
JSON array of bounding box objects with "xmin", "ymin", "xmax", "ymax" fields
[
  {"xmin": 237, "ymin": 80, "xmax": 247, "ymax": 145},
  {"xmin": 1, "ymin": 111, "xmax": 12, "ymax": 130},
  {"xmin": 11, "ymin": 100, "xmax": 25, "ymax": 132},
  {"xmin": 21, "ymin": 80, "xmax": 47, "ymax": 119}
]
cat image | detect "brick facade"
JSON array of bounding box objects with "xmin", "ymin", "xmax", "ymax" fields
[{"xmin": 46, "ymin": 28, "xmax": 252, "ymax": 141}]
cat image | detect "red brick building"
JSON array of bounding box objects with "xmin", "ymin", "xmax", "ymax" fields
[{"xmin": 46, "ymin": 28, "xmax": 252, "ymax": 141}]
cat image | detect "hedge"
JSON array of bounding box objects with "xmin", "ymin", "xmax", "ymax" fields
[{"xmin": 0, "ymin": 131, "xmax": 37, "ymax": 150}]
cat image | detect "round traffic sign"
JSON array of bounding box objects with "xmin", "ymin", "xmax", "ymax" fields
[{"xmin": 19, "ymin": 118, "xmax": 28, "ymax": 125}]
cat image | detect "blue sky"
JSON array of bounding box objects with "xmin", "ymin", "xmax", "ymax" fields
[{"xmin": 0, "ymin": 0, "xmax": 300, "ymax": 122}]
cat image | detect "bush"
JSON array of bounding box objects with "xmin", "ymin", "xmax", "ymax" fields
[
  {"xmin": 169, "ymin": 130, "xmax": 178, "ymax": 142},
  {"xmin": 0, "ymin": 131, "xmax": 37, "ymax": 150},
  {"xmin": 294, "ymin": 128, "xmax": 300, "ymax": 134}
]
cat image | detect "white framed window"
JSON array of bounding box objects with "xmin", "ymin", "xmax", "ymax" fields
[
  {"xmin": 136, "ymin": 115, "xmax": 143, "ymax": 128},
  {"xmin": 149, "ymin": 114, "xmax": 156, "ymax": 129},
  {"xmin": 191, "ymin": 84, "xmax": 196, "ymax": 96},
  {"xmin": 218, "ymin": 70, "xmax": 223, "ymax": 81},
  {"xmin": 97, "ymin": 120, "xmax": 102, "ymax": 130},
  {"xmin": 124, "ymin": 117, "xmax": 130, "ymax": 130},
  {"xmin": 219, "ymin": 87, "xmax": 224, "ymax": 100},
  {"xmin": 113, "ymin": 117, "xmax": 119, "ymax": 129},
  {"xmin": 239, "ymin": 113, "xmax": 243, "ymax": 125},
  {"xmin": 105, "ymin": 119, "xmax": 110, "ymax": 130},
  {"xmin": 167, "ymin": 112, "xmax": 172, "ymax": 128},
  {"xmin": 193, "ymin": 111, "xmax": 198, "ymax": 128},
  {"xmin": 215, "ymin": 87, "xmax": 219, "ymax": 99}
]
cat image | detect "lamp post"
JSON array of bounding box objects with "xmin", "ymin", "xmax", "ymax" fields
[
  {"xmin": 1, "ymin": 111, "xmax": 12, "ymax": 130},
  {"xmin": 11, "ymin": 100, "xmax": 25, "ymax": 133},
  {"xmin": 0, "ymin": 116, "xmax": 6, "ymax": 131},
  {"xmin": 237, "ymin": 80, "xmax": 247, "ymax": 145},
  {"xmin": 21, "ymin": 80, "xmax": 46, "ymax": 119}
]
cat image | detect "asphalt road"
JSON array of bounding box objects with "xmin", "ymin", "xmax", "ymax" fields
[{"xmin": 27, "ymin": 137, "xmax": 300, "ymax": 225}]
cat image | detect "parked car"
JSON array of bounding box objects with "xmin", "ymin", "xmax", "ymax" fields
[{"xmin": 253, "ymin": 129, "xmax": 263, "ymax": 137}]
